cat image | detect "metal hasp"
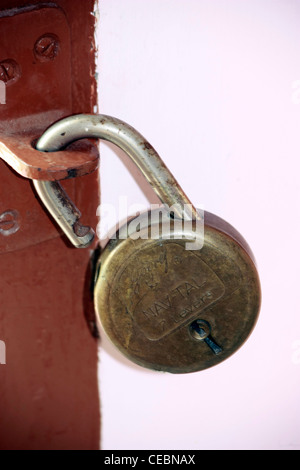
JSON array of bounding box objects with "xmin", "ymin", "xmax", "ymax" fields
[
  {"xmin": 32, "ymin": 114, "xmax": 261, "ymax": 374},
  {"xmin": 0, "ymin": 1, "xmax": 100, "ymax": 450}
]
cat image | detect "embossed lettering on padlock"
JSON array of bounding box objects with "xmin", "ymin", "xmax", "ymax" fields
[
  {"xmin": 95, "ymin": 210, "xmax": 260, "ymax": 374},
  {"xmin": 34, "ymin": 114, "xmax": 261, "ymax": 374}
]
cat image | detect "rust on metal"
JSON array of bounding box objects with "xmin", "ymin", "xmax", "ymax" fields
[
  {"xmin": 0, "ymin": 134, "xmax": 99, "ymax": 180},
  {"xmin": 34, "ymin": 33, "xmax": 60, "ymax": 62},
  {"xmin": 0, "ymin": 59, "xmax": 21, "ymax": 84},
  {"xmin": 0, "ymin": 0, "xmax": 100, "ymax": 450},
  {"xmin": 0, "ymin": 3, "xmax": 99, "ymax": 179},
  {"xmin": 0, "ymin": 5, "xmax": 72, "ymax": 134}
]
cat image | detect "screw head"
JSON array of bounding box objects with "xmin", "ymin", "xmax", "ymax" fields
[
  {"xmin": 0, "ymin": 59, "xmax": 21, "ymax": 85},
  {"xmin": 34, "ymin": 34, "xmax": 60, "ymax": 62},
  {"xmin": 0, "ymin": 210, "xmax": 20, "ymax": 236}
]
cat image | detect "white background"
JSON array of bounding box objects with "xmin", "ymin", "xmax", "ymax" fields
[{"xmin": 96, "ymin": 0, "xmax": 300, "ymax": 450}]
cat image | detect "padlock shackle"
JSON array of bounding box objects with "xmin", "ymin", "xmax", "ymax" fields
[{"xmin": 33, "ymin": 114, "xmax": 199, "ymax": 248}]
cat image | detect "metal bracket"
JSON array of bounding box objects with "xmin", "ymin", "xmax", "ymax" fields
[
  {"xmin": 0, "ymin": 4, "xmax": 99, "ymax": 253},
  {"xmin": 0, "ymin": 4, "xmax": 99, "ymax": 179},
  {"xmin": 0, "ymin": 134, "xmax": 99, "ymax": 180},
  {"xmin": 0, "ymin": 4, "xmax": 73, "ymax": 134},
  {"xmin": 0, "ymin": 0, "xmax": 100, "ymax": 450}
]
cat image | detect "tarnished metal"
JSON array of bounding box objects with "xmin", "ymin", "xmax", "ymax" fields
[
  {"xmin": 33, "ymin": 180, "xmax": 95, "ymax": 248},
  {"xmin": 33, "ymin": 114, "xmax": 261, "ymax": 373},
  {"xmin": 0, "ymin": 135, "xmax": 99, "ymax": 180},
  {"xmin": 94, "ymin": 210, "xmax": 261, "ymax": 374},
  {"xmin": 33, "ymin": 114, "xmax": 200, "ymax": 247}
]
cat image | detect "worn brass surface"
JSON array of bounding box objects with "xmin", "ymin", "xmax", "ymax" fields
[{"xmin": 94, "ymin": 211, "xmax": 261, "ymax": 374}]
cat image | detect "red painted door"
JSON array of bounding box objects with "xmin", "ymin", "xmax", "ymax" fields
[{"xmin": 0, "ymin": 0, "xmax": 100, "ymax": 450}]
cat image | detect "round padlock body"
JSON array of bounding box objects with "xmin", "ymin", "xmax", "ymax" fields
[{"xmin": 94, "ymin": 210, "xmax": 261, "ymax": 374}]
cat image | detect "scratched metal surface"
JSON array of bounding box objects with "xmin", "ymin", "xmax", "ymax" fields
[
  {"xmin": 0, "ymin": 0, "xmax": 100, "ymax": 450},
  {"xmin": 95, "ymin": 211, "xmax": 261, "ymax": 374}
]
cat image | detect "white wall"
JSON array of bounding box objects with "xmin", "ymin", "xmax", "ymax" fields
[{"xmin": 97, "ymin": 0, "xmax": 300, "ymax": 450}]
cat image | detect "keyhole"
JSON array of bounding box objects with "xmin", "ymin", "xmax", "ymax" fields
[{"xmin": 189, "ymin": 319, "xmax": 223, "ymax": 355}]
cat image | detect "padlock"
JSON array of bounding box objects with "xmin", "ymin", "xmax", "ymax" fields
[{"xmin": 33, "ymin": 114, "xmax": 261, "ymax": 374}]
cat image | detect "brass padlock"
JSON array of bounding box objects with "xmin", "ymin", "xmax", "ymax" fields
[{"xmin": 33, "ymin": 114, "xmax": 261, "ymax": 374}]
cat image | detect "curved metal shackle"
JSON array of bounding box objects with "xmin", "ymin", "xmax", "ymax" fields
[{"xmin": 33, "ymin": 114, "xmax": 200, "ymax": 248}]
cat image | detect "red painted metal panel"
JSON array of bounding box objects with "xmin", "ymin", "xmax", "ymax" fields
[{"xmin": 0, "ymin": 0, "xmax": 100, "ymax": 450}]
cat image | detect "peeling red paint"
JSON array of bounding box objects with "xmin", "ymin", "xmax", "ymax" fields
[{"xmin": 0, "ymin": 0, "xmax": 100, "ymax": 450}]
